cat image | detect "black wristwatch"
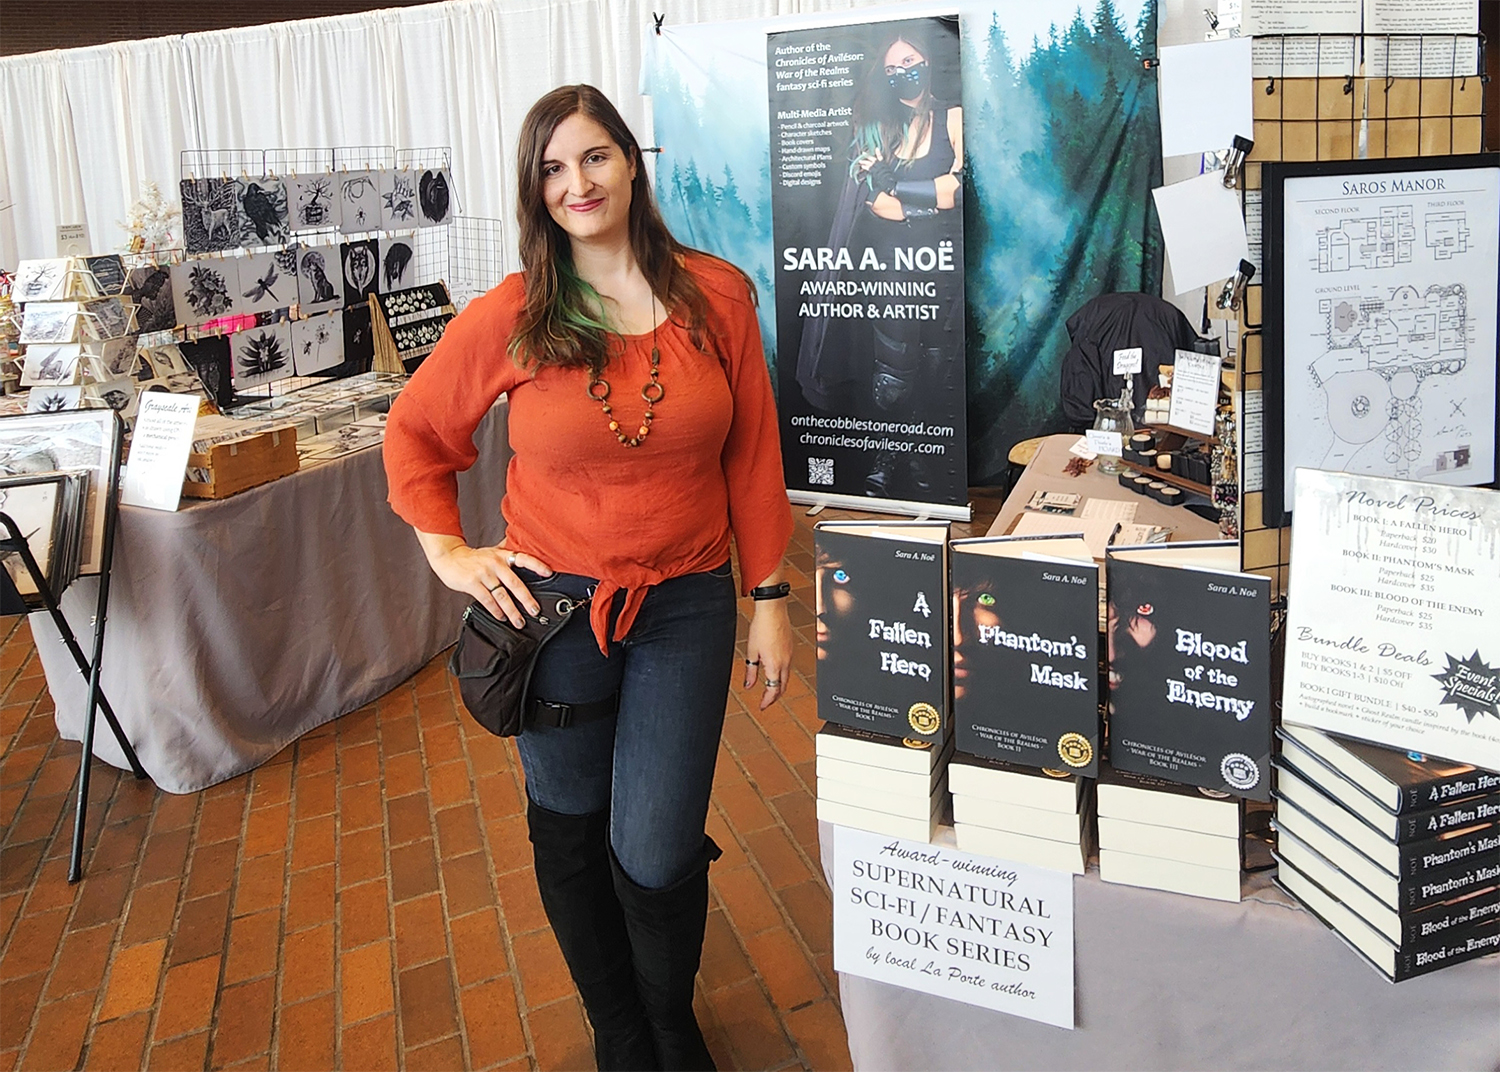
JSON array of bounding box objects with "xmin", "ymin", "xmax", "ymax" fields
[{"xmin": 751, "ymin": 582, "xmax": 791, "ymax": 601}]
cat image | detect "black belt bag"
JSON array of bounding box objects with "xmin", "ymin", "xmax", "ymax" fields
[{"xmin": 448, "ymin": 590, "xmax": 617, "ymax": 736}]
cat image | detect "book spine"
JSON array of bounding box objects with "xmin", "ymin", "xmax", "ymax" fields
[
  {"xmin": 1402, "ymin": 892, "xmax": 1500, "ymax": 948},
  {"xmin": 1404, "ymin": 855, "xmax": 1500, "ymax": 912},
  {"xmin": 1396, "ymin": 927, "xmax": 1500, "ymax": 982},
  {"xmin": 1396, "ymin": 794, "xmax": 1500, "ymax": 843},
  {"xmin": 1406, "ymin": 769, "xmax": 1500, "ymax": 813},
  {"xmin": 1400, "ymin": 824, "xmax": 1500, "ymax": 882}
]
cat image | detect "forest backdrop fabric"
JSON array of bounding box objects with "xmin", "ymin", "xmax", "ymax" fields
[{"xmin": 646, "ymin": 0, "xmax": 1164, "ymax": 483}]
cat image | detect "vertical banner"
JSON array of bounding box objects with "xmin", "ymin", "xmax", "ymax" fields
[{"xmin": 767, "ymin": 15, "xmax": 968, "ymax": 516}]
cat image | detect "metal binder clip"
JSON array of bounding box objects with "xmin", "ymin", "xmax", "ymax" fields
[
  {"xmin": 1221, "ymin": 135, "xmax": 1254, "ymax": 189},
  {"xmin": 1216, "ymin": 259, "xmax": 1256, "ymax": 311}
]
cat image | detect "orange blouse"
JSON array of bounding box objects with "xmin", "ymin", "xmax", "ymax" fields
[{"xmin": 384, "ymin": 254, "xmax": 793, "ymax": 652}]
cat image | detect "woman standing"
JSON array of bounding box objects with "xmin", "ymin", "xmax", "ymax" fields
[{"xmin": 384, "ymin": 85, "xmax": 793, "ymax": 1071}]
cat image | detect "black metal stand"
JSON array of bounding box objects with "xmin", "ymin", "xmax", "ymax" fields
[{"xmin": 0, "ymin": 411, "xmax": 147, "ymax": 882}]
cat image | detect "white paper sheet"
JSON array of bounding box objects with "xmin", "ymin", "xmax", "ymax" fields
[
  {"xmin": 1241, "ymin": 0, "xmax": 1359, "ymax": 35},
  {"xmin": 121, "ymin": 393, "xmax": 201, "ymax": 511},
  {"xmin": 1152, "ymin": 173, "xmax": 1251, "ymax": 295},
  {"xmin": 1168, "ymin": 349, "xmax": 1221, "ymax": 435},
  {"xmin": 1159, "ymin": 39, "xmax": 1254, "ymax": 159},
  {"xmin": 1080, "ymin": 498, "xmax": 1139, "ymax": 523},
  {"xmin": 1251, "ymin": 36, "xmax": 1358, "ymax": 78}
]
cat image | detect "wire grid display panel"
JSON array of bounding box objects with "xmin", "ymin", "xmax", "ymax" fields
[
  {"xmin": 1235, "ymin": 47, "xmax": 1486, "ymax": 604},
  {"xmin": 447, "ymin": 216, "xmax": 509, "ymax": 310}
]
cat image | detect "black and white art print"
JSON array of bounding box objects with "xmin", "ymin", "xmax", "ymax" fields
[
  {"xmin": 26, "ymin": 386, "xmax": 84, "ymax": 413},
  {"xmin": 20, "ymin": 345, "xmax": 80, "ymax": 388},
  {"xmin": 171, "ymin": 260, "xmax": 241, "ymax": 327},
  {"xmin": 0, "ymin": 409, "xmax": 120, "ymax": 576},
  {"xmin": 417, "ymin": 168, "xmax": 453, "ymax": 227},
  {"xmin": 341, "ymin": 239, "xmax": 379, "ymax": 307},
  {"xmin": 236, "ymin": 176, "xmax": 291, "ymax": 246},
  {"xmin": 82, "ymin": 298, "xmax": 134, "ymax": 341},
  {"xmin": 143, "ymin": 344, "xmax": 191, "ymax": 379},
  {"xmin": 292, "ymin": 312, "xmax": 345, "ymax": 376},
  {"xmin": 11, "ymin": 259, "xmax": 69, "ymax": 303},
  {"xmin": 231, "ymin": 321, "xmax": 294, "ymax": 389},
  {"xmin": 180, "ymin": 178, "xmax": 241, "ymax": 254},
  {"xmin": 378, "ymin": 238, "xmax": 416, "ymax": 294},
  {"xmin": 177, "ymin": 336, "xmax": 234, "ymax": 410},
  {"xmin": 123, "ymin": 265, "xmax": 177, "ymax": 334},
  {"xmin": 343, "ymin": 305, "xmax": 375, "ymax": 373},
  {"xmin": 19, "ymin": 304, "xmax": 80, "ymax": 346},
  {"xmin": 296, "ymin": 247, "xmax": 342, "ymax": 316},
  {"xmin": 0, "ymin": 475, "xmax": 64, "ymax": 598},
  {"xmin": 98, "ymin": 336, "xmax": 141, "ymax": 378},
  {"xmin": 340, "ymin": 171, "xmax": 382, "ymax": 234},
  {"xmin": 237, "ymin": 252, "xmax": 293, "ymax": 316},
  {"xmin": 85, "ymin": 376, "xmax": 139, "ymax": 420},
  {"xmin": 83, "ymin": 255, "xmax": 127, "ymax": 296},
  {"xmin": 378, "ymin": 169, "xmax": 418, "ymax": 229},
  {"xmin": 289, "ymin": 173, "xmax": 341, "ymax": 233}
]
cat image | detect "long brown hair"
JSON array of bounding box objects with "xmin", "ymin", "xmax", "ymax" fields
[{"xmin": 510, "ymin": 84, "xmax": 746, "ymax": 374}]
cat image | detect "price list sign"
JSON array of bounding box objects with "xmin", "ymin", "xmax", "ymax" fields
[{"xmin": 1283, "ymin": 469, "xmax": 1500, "ymax": 769}]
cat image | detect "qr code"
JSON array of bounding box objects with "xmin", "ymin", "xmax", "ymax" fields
[{"xmin": 808, "ymin": 458, "xmax": 834, "ymax": 485}]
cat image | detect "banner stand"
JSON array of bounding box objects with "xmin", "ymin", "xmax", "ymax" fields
[{"xmin": 789, "ymin": 488, "xmax": 971, "ymax": 523}]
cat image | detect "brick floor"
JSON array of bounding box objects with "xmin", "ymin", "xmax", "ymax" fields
[{"xmin": 0, "ymin": 495, "xmax": 1000, "ymax": 1070}]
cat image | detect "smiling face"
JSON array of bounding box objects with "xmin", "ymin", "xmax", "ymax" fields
[{"xmin": 541, "ymin": 113, "xmax": 637, "ymax": 247}]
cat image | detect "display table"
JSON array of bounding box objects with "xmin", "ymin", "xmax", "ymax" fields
[
  {"xmin": 32, "ymin": 403, "xmax": 510, "ymax": 793},
  {"xmin": 990, "ymin": 433, "xmax": 1223, "ymax": 544},
  {"xmin": 822, "ymin": 823, "xmax": 1500, "ymax": 1070}
]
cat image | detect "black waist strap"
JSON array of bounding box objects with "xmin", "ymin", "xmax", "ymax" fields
[{"xmin": 530, "ymin": 692, "xmax": 620, "ymax": 729}]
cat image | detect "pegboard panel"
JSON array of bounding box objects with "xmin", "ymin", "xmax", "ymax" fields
[{"xmin": 1233, "ymin": 34, "xmax": 1486, "ymax": 606}]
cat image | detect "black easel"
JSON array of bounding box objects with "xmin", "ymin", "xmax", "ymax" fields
[{"xmin": 0, "ymin": 410, "xmax": 148, "ymax": 881}]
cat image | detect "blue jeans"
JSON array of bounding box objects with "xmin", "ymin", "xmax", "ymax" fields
[{"xmin": 515, "ymin": 562, "xmax": 737, "ymax": 890}]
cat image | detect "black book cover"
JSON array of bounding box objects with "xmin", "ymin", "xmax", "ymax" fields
[
  {"xmin": 1107, "ymin": 547, "xmax": 1273, "ymax": 800},
  {"xmin": 815, "ymin": 522, "xmax": 949, "ymax": 741},
  {"xmin": 1334, "ymin": 733, "xmax": 1500, "ymax": 814},
  {"xmin": 1275, "ymin": 872, "xmax": 1500, "ymax": 982},
  {"xmin": 1277, "ymin": 757, "xmax": 1500, "ymax": 881},
  {"xmin": 1276, "ymin": 796, "xmax": 1500, "ymax": 912},
  {"xmin": 1397, "ymin": 797, "xmax": 1500, "ymax": 843},
  {"xmin": 952, "ymin": 541, "xmax": 1099, "ymax": 776},
  {"xmin": 1278, "ymin": 728, "xmax": 1500, "ymax": 842},
  {"xmin": 1401, "ymin": 888, "xmax": 1500, "ymax": 950}
]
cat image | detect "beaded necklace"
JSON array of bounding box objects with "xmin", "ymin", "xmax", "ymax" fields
[{"xmin": 586, "ymin": 294, "xmax": 663, "ymax": 449}]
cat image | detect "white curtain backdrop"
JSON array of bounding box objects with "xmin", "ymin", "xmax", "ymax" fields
[{"xmin": 0, "ymin": 0, "xmax": 884, "ymax": 270}]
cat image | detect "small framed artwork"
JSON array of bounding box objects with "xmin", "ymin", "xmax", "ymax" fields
[
  {"xmin": 1261, "ymin": 153, "xmax": 1499, "ymax": 524},
  {"xmin": 0, "ymin": 473, "xmax": 66, "ymax": 599},
  {"xmin": 0, "ymin": 408, "xmax": 123, "ymax": 575},
  {"xmin": 289, "ymin": 173, "xmax": 341, "ymax": 232}
]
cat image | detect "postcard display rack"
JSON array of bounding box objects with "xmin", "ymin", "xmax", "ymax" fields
[{"xmin": 0, "ymin": 410, "xmax": 145, "ymax": 881}]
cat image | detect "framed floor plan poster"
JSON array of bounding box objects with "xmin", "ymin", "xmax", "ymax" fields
[
  {"xmin": 1283, "ymin": 470, "xmax": 1500, "ymax": 771},
  {"xmin": 1261, "ymin": 154, "xmax": 1499, "ymax": 527}
]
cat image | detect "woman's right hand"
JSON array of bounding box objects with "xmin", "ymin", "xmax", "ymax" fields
[{"xmin": 415, "ymin": 531, "xmax": 553, "ymax": 627}]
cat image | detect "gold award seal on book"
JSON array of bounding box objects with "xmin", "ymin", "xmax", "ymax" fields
[
  {"xmin": 901, "ymin": 737, "xmax": 934, "ymax": 750},
  {"xmin": 1057, "ymin": 732, "xmax": 1093, "ymax": 768},
  {"xmin": 907, "ymin": 702, "xmax": 940, "ymax": 736}
]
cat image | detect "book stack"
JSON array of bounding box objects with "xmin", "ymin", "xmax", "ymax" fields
[
  {"xmin": 813, "ymin": 520, "xmax": 951, "ymax": 844},
  {"xmin": 1097, "ymin": 766, "xmax": 1269, "ymax": 902},
  {"xmin": 1273, "ymin": 723, "xmax": 1500, "ymax": 981},
  {"xmin": 815, "ymin": 723, "xmax": 952, "ymax": 842},
  {"xmin": 950, "ymin": 757, "xmax": 1093, "ymax": 873}
]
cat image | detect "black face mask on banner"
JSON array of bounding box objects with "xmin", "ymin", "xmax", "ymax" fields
[{"xmin": 885, "ymin": 61, "xmax": 929, "ymax": 101}]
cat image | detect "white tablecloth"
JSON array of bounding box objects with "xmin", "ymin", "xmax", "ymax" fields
[{"xmin": 822, "ymin": 821, "xmax": 1500, "ymax": 1071}]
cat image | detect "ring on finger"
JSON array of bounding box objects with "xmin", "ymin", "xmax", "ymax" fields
[
  {"xmin": 506, "ymin": 552, "xmax": 518, "ymax": 568},
  {"xmin": 485, "ymin": 582, "xmax": 501, "ymax": 593},
  {"xmin": 764, "ymin": 679, "xmax": 780, "ymax": 688}
]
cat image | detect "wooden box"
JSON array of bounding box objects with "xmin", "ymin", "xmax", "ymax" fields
[{"xmin": 182, "ymin": 427, "xmax": 299, "ymax": 500}]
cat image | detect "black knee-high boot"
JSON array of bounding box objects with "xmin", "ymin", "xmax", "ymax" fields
[
  {"xmin": 526, "ymin": 799, "xmax": 659, "ymax": 1071},
  {"xmin": 610, "ymin": 837, "xmax": 723, "ymax": 1072}
]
